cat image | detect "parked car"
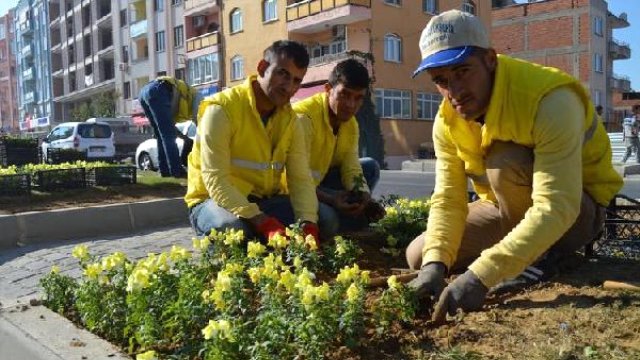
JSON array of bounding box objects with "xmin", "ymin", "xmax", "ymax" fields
[
  {"xmin": 41, "ymin": 120, "xmax": 116, "ymax": 163},
  {"xmin": 135, "ymin": 121, "xmax": 196, "ymax": 171}
]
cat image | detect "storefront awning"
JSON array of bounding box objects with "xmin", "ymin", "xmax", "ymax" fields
[{"xmin": 291, "ymin": 84, "xmax": 325, "ymax": 102}]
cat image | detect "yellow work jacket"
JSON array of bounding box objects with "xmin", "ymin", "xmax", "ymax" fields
[
  {"xmin": 156, "ymin": 76, "xmax": 196, "ymax": 123},
  {"xmin": 292, "ymin": 92, "xmax": 368, "ymax": 191},
  {"xmin": 184, "ymin": 76, "xmax": 318, "ymax": 222},
  {"xmin": 423, "ymin": 55, "xmax": 623, "ymax": 287}
]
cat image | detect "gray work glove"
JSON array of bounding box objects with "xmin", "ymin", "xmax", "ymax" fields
[
  {"xmin": 432, "ymin": 269, "xmax": 488, "ymax": 324},
  {"xmin": 407, "ymin": 262, "xmax": 447, "ymax": 301}
]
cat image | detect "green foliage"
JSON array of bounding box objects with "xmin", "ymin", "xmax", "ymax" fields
[
  {"xmin": 39, "ymin": 268, "xmax": 77, "ymax": 314},
  {"xmin": 372, "ymin": 195, "xmax": 431, "ymax": 251},
  {"xmin": 70, "ymin": 91, "xmax": 117, "ymax": 121},
  {"xmin": 370, "ymin": 275, "xmax": 418, "ymax": 335}
]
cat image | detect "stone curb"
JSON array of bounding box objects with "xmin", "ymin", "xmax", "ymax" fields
[
  {"xmin": 0, "ymin": 198, "xmax": 189, "ymax": 250},
  {"xmin": 0, "ymin": 304, "xmax": 130, "ymax": 360}
]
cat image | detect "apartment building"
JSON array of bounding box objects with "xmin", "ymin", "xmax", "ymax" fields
[
  {"xmin": 492, "ymin": 0, "xmax": 631, "ymax": 131},
  {"xmin": 48, "ymin": 0, "xmax": 115, "ymax": 122},
  {"xmin": 219, "ymin": 0, "xmax": 491, "ymax": 169},
  {"xmin": 14, "ymin": 0, "xmax": 54, "ymax": 132},
  {"xmin": 0, "ymin": 9, "xmax": 19, "ymax": 132},
  {"xmin": 183, "ymin": 0, "xmax": 222, "ymax": 97},
  {"xmin": 113, "ymin": 0, "xmax": 187, "ymax": 123}
]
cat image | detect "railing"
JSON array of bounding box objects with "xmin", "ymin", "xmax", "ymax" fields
[
  {"xmin": 286, "ymin": 0, "xmax": 370, "ymax": 22},
  {"xmin": 23, "ymin": 92, "xmax": 35, "ymax": 104},
  {"xmin": 309, "ymin": 51, "xmax": 349, "ymax": 66},
  {"xmin": 186, "ymin": 32, "xmax": 219, "ymax": 52},
  {"xmin": 22, "ymin": 68, "xmax": 34, "ymax": 81},
  {"xmin": 21, "ymin": 44, "xmax": 32, "ymax": 58},
  {"xmin": 18, "ymin": 20, "xmax": 32, "ymax": 34},
  {"xmin": 130, "ymin": 19, "xmax": 148, "ymax": 38},
  {"xmin": 185, "ymin": 0, "xmax": 218, "ymax": 11}
]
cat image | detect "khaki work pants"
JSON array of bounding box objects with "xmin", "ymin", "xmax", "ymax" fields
[{"xmin": 406, "ymin": 141, "xmax": 605, "ymax": 271}]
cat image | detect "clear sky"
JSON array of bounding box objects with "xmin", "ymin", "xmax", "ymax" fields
[{"xmin": 0, "ymin": 0, "xmax": 636, "ymax": 89}]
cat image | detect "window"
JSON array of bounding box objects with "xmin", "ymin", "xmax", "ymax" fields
[
  {"xmin": 0, "ymin": 24, "xmax": 5, "ymax": 40},
  {"xmin": 423, "ymin": 0, "xmax": 437, "ymax": 14},
  {"xmin": 154, "ymin": 0, "xmax": 164, "ymax": 12},
  {"xmin": 155, "ymin": 31, "xmax": 165, "ymax": 52},
  {"xmin": 175, "ymin": 68, "xmax": 185, "ymax": 80},
  {"xmin": 173, "ymin": 25, "xmax": 184, "ymax": 48},
  {"xmin": 120, "ymin": 9, "xmax": 127, "ymax": 26},
  {"xmin": 593, "ymin": 16, "xmax": 603, "ymax": 36},
  {"xmin": 374, "ymin": 89, "xmax": 411, "ymax": 119},
  {"xmin": 416, "ymin": 92, "xmax": 442, "ymax": 120},
  {"xmin": 384, "ymin": 34, "xmax": 402, "ymax": 62},
  {"xmin": 461, "ymin": 1, "xmax": 475, "ymax": 15},
  {"xmin": 122, "ymin": 45, "xmax": 129, "ymax": 62},
  {"xmin": 231, "ymin": 55, "xmax": 244, "ymax": 80},
  {"xmin": 384, "ymin": 0, "xmax": 401, "ymax": 5},
  {"xmin": 157, "ymin": 71, "xmax": 167, "ymax": 76},
  {"xmin": 188, "ymin": 53, "xmax": 219, "ymax": 85},
  {"xmin": 123, "ymin": 81, "xmax": 131, "ymax": 99},
  {"xmin": 593, "ymin": 52, "xmax": 603, "ymax": 73},
  {"xmin": 263, "ymin": 0, "xmax": 277, "ymax": 22},
  {"xmin": 594, "ymin": 90, "xmax": 602, "ymax": 107},
  {"xmin": 230, "ymin": 8, "xmax": 243, "ymax": 33},
  {"xmin": 171, "ymin": 0, "xmax": 182, "ymax": 5}
]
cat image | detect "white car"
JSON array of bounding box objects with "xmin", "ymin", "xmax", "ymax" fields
[
  {"xmin": 41, "ymin": 120, "xmax": 116, "ymax": 162},
  {"xmin": 135, "ymin": 121, "xmax": 197, "ymax": 171}
]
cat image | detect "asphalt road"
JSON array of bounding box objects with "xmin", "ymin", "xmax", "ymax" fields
[{"xmin": 374, "ymin": 170, "xmax": 640, "ymax": 200}]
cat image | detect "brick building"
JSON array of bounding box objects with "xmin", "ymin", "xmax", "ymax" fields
[
  {"xmin": 492, "ymin": 0, "xmax": 631, "ymax": 131},
  {"xmin": 0, "ymin": 9, "xmax": 18, "ymax": 132}
]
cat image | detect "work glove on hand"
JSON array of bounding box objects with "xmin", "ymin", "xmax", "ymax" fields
[
  {"xmin": 364, "ymin": 200, "xmax": 386, "ymax": 222},
  {"xmin": 407, "ymin": 262, "xmax": 447, "ymax": 302},
  {"xmin": 432, "ymin": 269, "xmax": 488, "ymax": 324},
  {"xmin": 301, "ymin": 222, "xmax": 321, "ymax": 249},
  {"xmin": 255, "ymin": 216, "xmax": 286, "ymax": 240}
]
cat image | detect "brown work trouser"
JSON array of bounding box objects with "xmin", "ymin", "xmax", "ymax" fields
[{"xmin": 406, "ymin": 141, "xmax": 605, "ymax": 271}]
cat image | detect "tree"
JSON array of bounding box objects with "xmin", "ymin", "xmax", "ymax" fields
[{"xmin": 69, "ymin": 91, "xmax": 117, "ymax": 121}]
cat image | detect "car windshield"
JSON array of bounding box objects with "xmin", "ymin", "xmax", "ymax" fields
[{"xmin": 78, "ymin": 124, "xmax": 112, "ymax": 138}]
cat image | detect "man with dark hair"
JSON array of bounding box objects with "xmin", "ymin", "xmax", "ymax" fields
[
  {"xmin": 185, "ymin": 40, "xmax": 320, "ymax": 244},
  {"xmin": 291, "ymin": 59, "xmax": 385, "ymax": 235},
  {"xmin": 406, "ymin": 10, "xmax": 622, "ymax": 322}
]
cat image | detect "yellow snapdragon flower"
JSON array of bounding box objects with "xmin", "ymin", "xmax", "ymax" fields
[
  {"xmin": 346, "ymin": 283, "xmax": 360, "ymax": 302},
  {"xmin": 202, "ymin": 319, "xmax": 235, "ymax": 341},
  {"xmin": 136, "ymin": 350, "xmax": 157, "ymax": 360},
  {"xmin": 50, "ymin": 265, "xmax": 60, "ymax": 274},
  {"xmin": 84, "ymin": 263, "xmax": 102, "ymax": 280},
  {"xmin": 169, "ymin": 245, "xmax": 191, "ymax": 262},
  {"xmin": 336, "ymin": 264, "xmax": 360, "ymax": 284},
  {"xmin": 387, "ymin": 275, "xmax": 401, "ymax": 291},
  {"xmin": 126, "ymin": 267, "xmax": 151, "ymax": 292},
  {"xmin": 268, "ymin": 233, "xmax": 289, "ymax": 250},
  {"xmin": 71, "ymin": 245, "xmax": 89, "ymax": 261},
  {"xmin": 278, "ymin": 269, "xmax": 296, "ymax": 293},
  {"xmin": 247, "ymin": 241, "xmax": 266, "ymax": 259},
  {"xmin": 247, "ymin": 267, "xmax": 261, "ymax": 284},
  {"xmin": 101, "ymin": 252, "xmax": 126, "ymax": 271}
]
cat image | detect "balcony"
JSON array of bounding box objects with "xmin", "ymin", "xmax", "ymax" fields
[
  {"xmin": 185, "ymin": 0, "xmax": 219, "ymax": 17},
  {"xmin": 608, "ymin": 12, "xmax": 630, "ymax": 29},
  {"xmin": 609, "ymin": 38, "xmax": 631, "ymax": 60},
  {"xmin": 187, "ymin": 32, "xmax": 219, "ymax": 53},
  {"xmin": 304, "ymin": 50, "xmax": 351, "ymax": 83},
  {"xmin": 23, "ymin": 91, "xmax": 35, "ymax": 104},
  {"xmin": 286, "ymin": 0, "xmax": 371, "ymax": 33},
  {"xmin": 19, "ymin": 20, "xmax": 33, "ymax": 36},
  {"xmin": 611, "ymin": 74, "xmax": 631, "ymax": 92},
  {"xmin": 23, "ymin": 67, "xmax": 34, "ymax": 81},
  {"xmin": 130, "ymin": 19, "xmax": 148, "ymax": 38},
  {"xmin": 21, "ymin": 44, "xmax": 33, "ymax": 58}
]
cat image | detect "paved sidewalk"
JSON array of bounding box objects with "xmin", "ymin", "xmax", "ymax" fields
[{"xmin": 0, "ymin": 225, "xmax": 194, "ymax": 308}]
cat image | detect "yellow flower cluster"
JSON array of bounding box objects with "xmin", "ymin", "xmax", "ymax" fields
[
  {"xmin": 202, "ymin": 319, "xmax": 235, "ymax": 341},
  {"xmin": 101, "ymin": 252, "xmax": 127, "ymax": 271},
  {"xmin": 202, "ymin": 262, "xmax": 245, "ymax": 311},
  {"xmin": 136, "ymin": 350, "xmax": 157, "ymax": 360},
  {"xmin": 125, "ymin": 253, "xmax": 172, "ymax": 292},
  {"xmin": 346, "ymin": 283, "xmax": 360, "ymax": 303},
  {"xmin": 222, "ymin": 229, "xmax": 244, "ymax": 246},
  {"xmin": 192, "ymin": 236, "xmax": 211, "ymax": 252},
  {"xmin": 169, "ymin": 245, "xmax": 191, "ymax": 262},
  {"xmin": 247, "ymin": 241, "xmax": 266, "ymax": 259},
  {"xmin": 387, "ymin": 275, "xmax": 402, "ymax": 291},
  {"xmin": 299, "ymin": 282, "xmax": 330, "ymax": 307},
  {"xmin": 336, "ymin": 264, "xmax": 370, "ymax": 285},
  {"xmin": 71, "ymin": 245, "xmax": 89, "ymax": 261},
  {"xmin": 84, "ymin": 263, "xmax": 102, "ymax": 280},
  {"xmin": 267, "ymin": 233, "xmax": 289, "ymax": 250}
]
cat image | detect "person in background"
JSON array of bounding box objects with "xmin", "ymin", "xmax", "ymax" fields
[
  {"xmin": 139, "ymin": 76, "xmax": 203, "ymax": 178},
  {"xmin": 622, "ymin": 105, "xmax": 640, "ymax": 163},
  {"xmin": 185, "ymin": 40, "xmax": 320, "ymax": 244},
  {"xmin": 291, "ymin": 59, "xmax": 385, "ymax": 237},
  {"xmin": 406, "ymin": 10, "xmax": 623, "ymax": 322}
]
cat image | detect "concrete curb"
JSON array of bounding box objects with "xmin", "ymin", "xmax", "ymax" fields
[
  {"xmin": 0, "ymin": 198, "xmax": 188, "ymax": 250},
  {"xmin": 0, "ymin": 304, "xmax": 130, "ymax": 360}
]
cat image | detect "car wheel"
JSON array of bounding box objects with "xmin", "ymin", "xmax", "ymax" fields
[{"xmin": 138, "ymin": 152, "xmax": 155, "ymax": 171}]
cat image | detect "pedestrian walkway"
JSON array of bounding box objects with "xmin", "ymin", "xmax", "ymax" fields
[{"xmin": 0, "ymin": 225, "xmax": 194, "ymax": 307}]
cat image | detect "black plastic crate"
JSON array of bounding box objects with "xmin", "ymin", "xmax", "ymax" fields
[
  {"xmin": 86, "ymin": 166, "xmax": 137, "ymax": 186},
  {"xmin": 586, "ymin": 194, "xmax": 640, "ymax": 260},
  {"xmin": 0, "ymin": 173, "xmax": 31, "ymax": 196},
  {"xmin": 32, "ymin": 168, "xmax": 86, "ymax": 191},
  {"xmin": 46, "ymin": 148, "xmax": 87, "ymax": 164}
]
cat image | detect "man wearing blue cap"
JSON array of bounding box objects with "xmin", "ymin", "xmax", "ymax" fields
[{"xmin": 405, "ymin": 9, "xmax": 622, "ymax": 323}]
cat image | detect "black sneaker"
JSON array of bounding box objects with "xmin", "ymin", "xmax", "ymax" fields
[{"xmin": 489, "ymin": 263, "xmax": 555, "ymax": 296}]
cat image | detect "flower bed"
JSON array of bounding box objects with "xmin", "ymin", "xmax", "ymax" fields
[
  {"xmin": 0, "ymin": 136, "xmax": 40, "ymax": 167},
  {"xmin": 40, "ymin": 227, "xmax": 417, "ymax": 360},
  {"xmin": 86, "ymin": 166, "xmax": 137, "ymax": 187}
]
